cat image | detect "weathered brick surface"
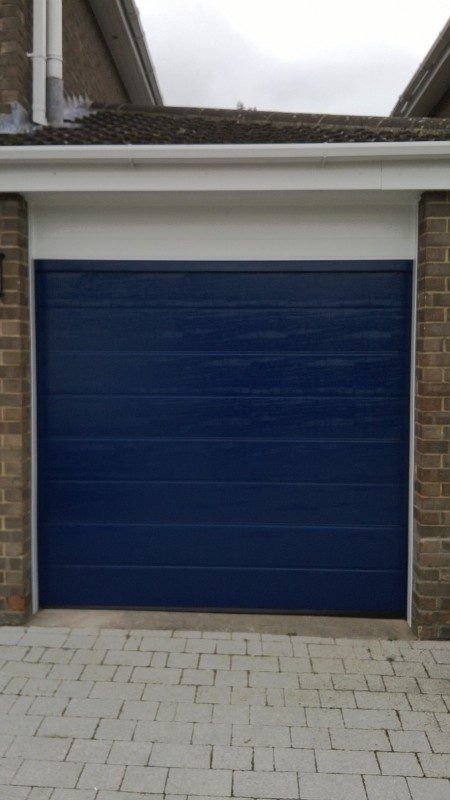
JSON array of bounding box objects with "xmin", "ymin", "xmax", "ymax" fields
[
  {"xmin": 0, "ymin": 0, "xmax": 129, "ymax": 118},
  {"xmin": 413, "ymin": 191, "xmax": 450, "ymax": 639},
  {"xmin": 0, "ymin": 0, "xmax": 32, "ymax": 115},
  {"xmin": 63, "ymin": 0, "xmax": 129, "ymax": 104},
  {"xmin": 0, "ymin": 194, "xmax": 31, "ymax": 624}
]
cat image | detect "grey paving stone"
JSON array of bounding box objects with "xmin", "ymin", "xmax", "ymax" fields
[
  {"xmin": 182, "ymin": 668, "xmax": 215, "ymax": 686},
  {"xmin": 330, "ymin": 728, "xmax": 391, "ymax": 751},
  {"xmin": 28, "ymin": 697, "xmax": 68, "ymax": 716},
  {"xmin": 65, "ymin": 698, "xmax": 122, "ymax": 718},
  {"xmin": 213, "ymin": 671, "xmax": 250, "ymax": 689},
  {"xmin": 299, "ymin": 772, "xmax": 366, "ymax": 800},
  {"xmin": 305, "ymin": 708, "xmax": 344, "ymax": 728},
  {"xmin": 212, "ymin": 745, "xmax": 252, "ymax": 770},
  {"xmin": 364, "ymin": 775, "xmax": 412, "ymax": 799},
  {"xmin": 121, "ymin": 765, "xmax": 168, "ymax": 792},
  {"xmin": 142, "ymin": 684, "xmax": 196, "ymax": 703},
  {"xmin": 408, "ymin": 777, "xmax": 450, "ymax": 800},
  {"xmin": 141, "ymin": 637, "xmax": 185, "ymax": 652},
  {"xmin": 51, "ymin": 792, "xmax": 97, "ymax": 800},
  {"xmin": 198, "ymin": 687, "xmax": 232, "ymax": 704},
  {"xmin": 77, "ymin": 763, "xmax": 125, "ymax": 790},
  {"xmin": 134, "ymin": 721, "xmax": 193, "ymax": 744},
  {"xmin": 193, "ymin": 722, "xmax": 232, "ymax": 746},
  {"xmin": 0, "ymin": 714, "xmax": 42, "ymax": 736},
  {"xmin": 165, "ymin": 767, "xmax": 232, "ymax": 796},
  {"xmin": 7, "ymin": 736, "xmax": 71, "ymax": 761},
  {"xmin": 234, "ymin": 769, "xmax": 299, "ymax": 798},
  {"xmin": 284, "ymin": 689, "xmax": 320, "ymax": 707},
  {"xmin": 250, "ymin": 706, "xmax": 306, "ymax": 727},
  {"xmin": 274, "ymin": 747, "xmax": 315, "ymax": 772},
  {"xmin": 290, "ymin": 727, "xmax": 331, "ymax": 749},
  {"xmin": 354, "ymin": 691, "xmax": 410, "ymax": 711},
  {"xmin": 149, "ymin": 743, "xmax": 210, "ymax": 768},
  {"xmin": 400, "ymin": 711, "xmax": 439, "ymax": 731},
  {"xmin": 95, "ymin": 719, "xmax": 136, "ymax": 741},
  {"xmin": 316, "ymin": 748, "xmax": 380, "ymax": 774},
  {"xmin": 230, "ymin": 688, "xmax": 266, "ymax": 705},
  {"xmin": 212, "ymin": 704, "xmax": 249, "ymax": 724},
  {"xmin": 175, "ymin": 702, "xmax": 212, "ymax": 722},
  {"xmin": 66, "ymin": 739, "xmax": 112, "ymax": 764},
  {"xmin": 253, "ymin": 746, "xmax": 274, "ymax": 771},
  {"xmin": 378, "ymin": 752, "xmax": 423, "ymax": 777},
  {"xmin": 37, "ymin": 716, "xmax": 98, "ymax": 739},
  {"xmin": 343, "ymin": 709, "xmax": 400, "ymax": 729},
  {"xmin": 319, "ymin": 690, "xmax": 356, "ymax": 708},
  {"xmin": 418, "ymin": 754, "xmax": 450, "ymax": 778},
  {"xmin": 11, "ymin": 760, "xmax": 83, "ymax": 789},
  {"xmin": 120, "ymin": 700, "xmax": 158, "ymax": 720},
  {"xmin": 107, "ymin": 741, "xmax": 152, "ymax": 766},
  {"xmin": 232, "ymin": 724, "xmax": 290, "ymax": 747},
  {"xmin": 388, "ymin": 730, "xmax": 432, "ymax": 753},
  {"xmin": 427, "ymin": 732, "xmax": 450, "ymax": 753},
  {"xmin": 0, "ymin": 787, "xmax": 29, "ymax": 800},
  {"xmin": 55, "ymin": 680, "xmax": 93, "ymax": 699},
  {"xmin": 0, "ymin": 758, "xmax": 22, "ymax": 783}
]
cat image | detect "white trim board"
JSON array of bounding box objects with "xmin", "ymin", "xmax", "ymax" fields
[
  {"xmin": 27, "ymin": 193, "xmax": 417, "ymax": 621},
  {"xmin": 31, "ymin": 196, "xmax": 417, "ymax": 262},
  {"xmin": 1, "ymin": 141, "xmax": 449, "ymax": 194}
]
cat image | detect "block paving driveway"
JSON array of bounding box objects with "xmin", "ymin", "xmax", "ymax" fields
[{"xmin": 0, "ymin": 626, "xmax": 448, "ymax": 799}]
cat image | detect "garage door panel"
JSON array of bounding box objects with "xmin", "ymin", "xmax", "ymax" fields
[
  {"xmin": 38, "ymin": 268, "xmax": 409, "ymax": 309},
  {"xmin": 43, "ymin": 307, "xmax": 410, "ymax": 353},
  {"xmin": 42, "ymin": 481, "xmax": 406, "ymax": 527},
  {"xmin": 44, "ymin": 351, "xmax": 408, "ymax": 398},
  {"xmin": 41, "ymin": 439, "xmax": 407, "ymax": 484},
  {"xmin": 39, "ymin": 565, "xmax": 406, "ymax": 613},
  {"xmin": 41, "ymin": 524, "xmax": 406, "ymax": 571},
  {"xmin": 36, "ymin": 259, "xmax": 411, "ymax": 613},
  {"xmin": 43, "ymin": 396, "xmax": 408, "ymax": 440}
]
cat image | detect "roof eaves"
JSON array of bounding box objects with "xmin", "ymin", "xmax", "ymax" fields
[
  {"xmin": 392, "ymin": 17, "xmax": 450, "ymax": 117},
  {"xmin": 88, "ymin": 0, "xmax": 163, "ymax": 106}
]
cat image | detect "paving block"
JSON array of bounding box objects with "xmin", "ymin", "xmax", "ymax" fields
[{"xmin": 234, "ymin": 769, "xmax": 299, "ymax": 798}]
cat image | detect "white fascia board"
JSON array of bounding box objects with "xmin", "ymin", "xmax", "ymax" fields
[{"xmin": 0, "ymin": 141, "xmax": 449, "ymax": 193}]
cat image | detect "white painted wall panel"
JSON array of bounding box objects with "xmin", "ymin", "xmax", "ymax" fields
[{"xmin": 32, "ymin": 195, "xmax": 416, "ymax": 261}]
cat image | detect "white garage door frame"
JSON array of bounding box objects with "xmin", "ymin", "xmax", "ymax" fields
[{"xmin": 26, "ymin": 188, "xmax": 418, "ymax": 622}]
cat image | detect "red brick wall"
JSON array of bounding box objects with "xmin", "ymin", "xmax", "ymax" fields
[
  {"xmin": 0, "ymin": 194, "xmax": 31, "ymax": 624},
  {"xmin": 63, "ymin": 0, "xmax": 129, "ymax": 104},
  {"xmin": 413, "ymin": 191, "xmax": 450, "ymax": 639},
  {"xmin": 0, "ymin": 0, "xmax": 32, "ymax": 115}
]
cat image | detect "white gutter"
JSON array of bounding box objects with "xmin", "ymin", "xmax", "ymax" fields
[
  {"xmin": 46, "ymin": 0, "xmax": 64, "ymax": 126},
  {"xmin": 0, "ymin": 141, "xmax": 449, "ymax": 193},
  {"xmin": 1, "ymin": 140, "xmax": 450, "ymax": 164},
  {"xmin": 30, "ymin": 0, "xmax": 47, "ymax": 126}
]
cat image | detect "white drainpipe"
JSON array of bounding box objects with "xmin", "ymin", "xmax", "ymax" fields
[
  {"xmin": 46, "ymin": 0, "xmax": 64, "ymax": 126},
  {"xmin": 31, "ymin": 0, "xmax": 47, "ymax": 125}
]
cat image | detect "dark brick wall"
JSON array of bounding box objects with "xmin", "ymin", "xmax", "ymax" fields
[
  {"xmin": 0, "ymin": 0, "xmax": 32, "ymax": 115},
  {"xmin": 0, "ymin": 194, "xmax": 32, "ymax": 624},
  {"xmin": 63, "ymin": 0, "xmax": 129, "ymax": 104},
  {"xmin": 413, "ymin": 191, "xmax": 450, "ymax": 639}
]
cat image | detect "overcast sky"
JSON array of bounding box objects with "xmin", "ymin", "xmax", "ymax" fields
[{"xmin": 136, "ymin": 0, "xmax": 449, "ymax": 115}]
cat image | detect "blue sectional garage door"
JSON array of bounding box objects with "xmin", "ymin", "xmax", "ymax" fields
[{"xmin": 36, "ymin": 260, "xmax": 411, "ymax": 613}]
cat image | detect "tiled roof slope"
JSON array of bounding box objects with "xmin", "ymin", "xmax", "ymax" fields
[{"xmin": 1, "ymin": 104, "xmax": 450, "ymax": 145}]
